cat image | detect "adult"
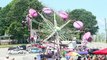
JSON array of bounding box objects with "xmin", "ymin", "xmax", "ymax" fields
[
  {"xmin": 4, "ymin": 56, "xmax": 9, "ymax": 60},
  {"xmin": 77, "ymin": 56, "xmax": 82, "ymax": 60},
  {"xmin": 11, "ymin": 58, "xmax": 15, "ymax": 60},
  {"xmin": 34, "ymin": 57, "xmax": 37, "ymax": 60}
]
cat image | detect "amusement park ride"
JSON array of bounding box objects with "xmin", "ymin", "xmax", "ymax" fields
[
  {"xmin": 23, "ymin": 7, "xmax": 92, "ymax": 52},
  {"xmin": 26, "ymin": 7, "xmax": 91, "ymax": 43}
]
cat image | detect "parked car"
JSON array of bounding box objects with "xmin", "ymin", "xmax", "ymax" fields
[
  {"xmin": 8, "ymin": 46, "xmax": 27, "ymax": 54},
  {"xmin": 28, "ymin": 47, "xmax": 42, "ymax": 53},
  {"xmin": 8, "ymin": 48, "xmax": 27, "ymax": 54}
]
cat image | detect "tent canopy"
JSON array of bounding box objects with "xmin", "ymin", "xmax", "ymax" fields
[{"xmin": 93, "ymin": 48, "xmax": 107, "ymax": 55}]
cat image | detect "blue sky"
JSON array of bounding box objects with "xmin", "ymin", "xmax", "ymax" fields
[{"xmin": 0, "ymin": 0, "xmax": 107, "ymax": 33}]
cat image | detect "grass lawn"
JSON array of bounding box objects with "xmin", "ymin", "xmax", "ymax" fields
[{"xmin": 0, "ymin": 44, "xmax": 27, "ymax": 48}]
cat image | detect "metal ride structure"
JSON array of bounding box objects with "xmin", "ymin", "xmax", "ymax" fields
[
  {"xmin": 24, "ymin": 7, "xmax": 92, "ymax": 60},
  {"xmin": 26, "ymin": 8, "xmax": 74, "ymax": 44},
  {"xmin": 25, "ymin": 8, "xmax": 73, "ymax": 59}
]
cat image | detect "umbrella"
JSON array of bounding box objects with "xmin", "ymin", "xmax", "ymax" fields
[
  {"xmin": 66, "ymin": 52, "xmax": 80, "ymax": 56},
  {"xmin": 88, "ymin": 49, "xmax": 99, "ymax": 54},
  {"xmin": 78, "ymin": 51, "xmax": 88, "ymax": 55},
  {"xmin": 93, "ymin": 48, "xmax": 107, "ymax": 55}
]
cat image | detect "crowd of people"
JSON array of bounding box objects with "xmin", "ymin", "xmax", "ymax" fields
[
  {"xmin": 3, "ymin": 43, "xmax": 107, "ymax": 60},
  {"xmin": 34, "ymin": 43, "xmax": 107, "ymax": 60}
]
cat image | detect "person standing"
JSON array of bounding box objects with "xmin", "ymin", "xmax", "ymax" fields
[
  {"xmin": 77, "ymin": 56, "xmax": 82, "ymax": 60},
  {"xmin": 4, "ymin": 56, "xmax": 9, "ymax": 60},
  {"xmin": 12, "ymin": 58, "xmax": 15, "ymax": 60},
  {"xmin": 34, "ymin": 57, "xmax": 37, "ymax": 60}
]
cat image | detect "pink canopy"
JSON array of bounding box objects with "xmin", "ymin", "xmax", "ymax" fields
[
  {"xmin": 73, "ymin": 21, "xmax": 83, "ymax": 29},
  {"xmin": 82, "ymin": 32, "xmax": 91, "ymax": 40},
  {"xmin": 42, "ymin": 7, "xmax": 52, "ymax": 14},
  {"xmin": 58, "ymin": 11, "xmax": 68, "ymax": 20},
  {"xmin": 29, "ymin": 8, "xmax": 38, "ymax": 17}
]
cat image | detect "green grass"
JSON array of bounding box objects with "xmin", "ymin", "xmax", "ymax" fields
[{"xmin": 0, "ymin": 44, "xmax": 27, "ymax": 48}]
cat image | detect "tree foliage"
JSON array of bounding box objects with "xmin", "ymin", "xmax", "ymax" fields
[
  {"xmin": 0, "ymin": 0, "xmax": 43, "ymax": 43},
  {"xmin": 0, "ymin": 0, "xmax": 99, "ymax": 43},
  {"xmin": 69, "ymin": 9, "xmax": 99, "ymax": 35}
]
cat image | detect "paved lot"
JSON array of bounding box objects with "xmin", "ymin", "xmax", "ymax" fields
[
  {"xmin": 0, "ymin": 48, "xmax": 63, "ymax": 60},
  {"xmin": 0, "ymin": 42, "xmax": 107, "ymax": 60},
  {"xmin": 0, "ymin": 48, "xmax": 37, "ymax": 60}
]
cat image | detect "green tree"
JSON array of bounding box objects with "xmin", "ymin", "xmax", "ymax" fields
[
  {"xmin": 0, "ymin": 7, "xmax": 1, "ymax": 10},
  {"xmin": 0, "ymin": 0, "xmax": 43, "ymax": 43},
  {"xmin": 69, "ymin": 9, "xmax": 99, "ymax": 39},
  {"xmin": 6, "ymin": 21, "xmax": 29, "ymax": 43}
]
